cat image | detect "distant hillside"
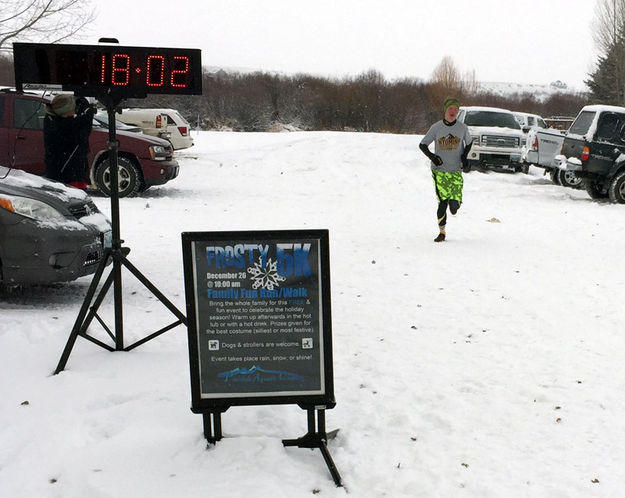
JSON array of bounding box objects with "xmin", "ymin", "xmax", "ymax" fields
[{"xmin": 478, "ymin": 80, "xmax": 587, "ymax": 100}]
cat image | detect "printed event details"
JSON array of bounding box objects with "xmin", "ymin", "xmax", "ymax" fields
[{"xmin": 191, "ymin": 238, "xmax": 325, "ymax": 398}]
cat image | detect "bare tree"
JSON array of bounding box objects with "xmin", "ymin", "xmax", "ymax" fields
[
  {"xmin": 430, "ymin": 56, "xmax": 462, "ymax": 93},
  {"xmin": 0, "ymin": 0, "xmax": 95, "ymax": 50},
  {"xmin": 426, "ymin": 56, "xmax": 463, "ymax": 121},
  {"xmin": 461, "ymin": 69, "xmax": 479, "ymax": 96},
  {"xmin": 592, "ymin": 0, "xmax": 625, "ymax": 55},
  {"xmin": 590, "ymin": 0, "xmax": 625, "ymax": 104}
]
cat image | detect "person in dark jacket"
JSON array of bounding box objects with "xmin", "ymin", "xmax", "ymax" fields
[{"xmin": 43, "ymin": 94, "xmax": 96, "ymax": 189}]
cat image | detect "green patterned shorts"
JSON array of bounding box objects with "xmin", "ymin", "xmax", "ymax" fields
[{"xmin": 432, "ymin": 170, "xmax": 463, "ymax": 202}]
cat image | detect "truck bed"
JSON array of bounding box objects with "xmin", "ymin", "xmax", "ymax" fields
[{"xmin": 523, "ymin": 128, "xmax": 565, "ymax": 169}]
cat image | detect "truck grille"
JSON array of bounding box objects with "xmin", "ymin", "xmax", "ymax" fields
[
  {"xmin": 483, "ymin": 135, "xmax": 519, "ymax": 148},
  {"xmin": 68, "ymin": 201, "xmax": 98, "ymax": 219}
]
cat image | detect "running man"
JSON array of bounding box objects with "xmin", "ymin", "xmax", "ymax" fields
[{"xmin": 419, "ymin": 98, "xmax": 473, "ymax": 242}]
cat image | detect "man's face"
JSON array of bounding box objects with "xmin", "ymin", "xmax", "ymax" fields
[{"xmin": 445, "ymin": 105, "xmax": 459, "ymax": 122}]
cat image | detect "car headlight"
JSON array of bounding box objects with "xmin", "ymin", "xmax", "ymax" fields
[
  {"xmin": 149, "ymin": 145, "xmax": 169, "ymax": 160},
  {"xmin": 0, "ymin": 195, "xmax": 67, "ymax": 222}
]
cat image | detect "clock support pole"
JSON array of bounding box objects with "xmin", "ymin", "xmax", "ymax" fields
[{"xmin": 54, "ymin": 93, "xmax": 187, "ymax": 374}]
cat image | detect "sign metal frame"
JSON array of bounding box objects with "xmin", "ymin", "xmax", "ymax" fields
[{"xmin": 182, "ymin": 229, "xmax": 335, "ymax": 413}]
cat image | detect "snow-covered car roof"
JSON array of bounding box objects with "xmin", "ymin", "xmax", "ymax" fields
[
  {"xmin": 512, "ymin": 111, "xmax": 543, "ymax": 118},
  {"xmin": 461, "ymin": 106, "xmax": 514, "ymax": 114},
  {"xmin": 580, "ymin": 104, "xmax": 625, "ymax": 114}
]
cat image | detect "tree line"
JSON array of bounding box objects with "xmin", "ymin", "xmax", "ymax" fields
[
  {"xmin": 0, "ymin": 52, "xmax": 589, "ymax": 134},
  {"xmin": 140, "ymin": 66, "xmax": 588, "ymax": 134}
]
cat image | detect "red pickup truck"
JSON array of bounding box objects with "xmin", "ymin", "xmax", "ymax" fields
[{"xmin": 0, "ymin": 89, "xmax": 180, "ymax": 197}]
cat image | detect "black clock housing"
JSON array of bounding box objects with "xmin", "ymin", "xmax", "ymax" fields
[{"xmin": 13, "ymin": 42, "xmax": 202, "ymax": 98}]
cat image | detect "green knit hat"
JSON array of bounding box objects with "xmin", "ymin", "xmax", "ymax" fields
[{"xmin": 443, "ymin": 98, "xmax": 461, "ymax": 111}]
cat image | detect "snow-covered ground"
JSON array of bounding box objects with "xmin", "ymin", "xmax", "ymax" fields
[{"xmin": 2, "ymin": 131, "xmax": 625, "ymax": 497}]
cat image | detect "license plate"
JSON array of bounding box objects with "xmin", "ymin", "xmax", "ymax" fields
[{"xmin": 102, "ymin": 230, "xmax": 113, "ymax": 249}]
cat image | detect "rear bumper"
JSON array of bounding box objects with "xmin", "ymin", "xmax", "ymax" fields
[{"xmin": 171, "ymin": 135, "xmax": 194, "ymax": 150}]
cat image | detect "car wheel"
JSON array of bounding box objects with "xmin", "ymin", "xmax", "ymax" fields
[
  {"xmin": 557, "ymin": 169, "xmax": 583, "ymax": 189},
  {"xmin": 608, "ymin": 170, "xmax": 625, "ymax": 203},
  {"xmin": 585, "ymin": 181, "xmax": 608, "ymax": 200},
  {"xmin": 94, "ymin": 157, "xmax": 141, "ymax": 197},
  {"xmin": 549, "ymin": 169, "xmax": 560, "ymax": 185}
]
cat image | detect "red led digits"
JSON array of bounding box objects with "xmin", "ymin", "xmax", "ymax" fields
[
  {"xmin": 94, "ymin": 47, "xmax": 197, "ymax": 92},
  {"xmin": 100, "ymin": 54, "xmax": 107, "ymax": 84},
  {"xmin": 112, "ymin": 53, "xmax": 130, "ymax": 85},
  {"xmin": 146, "ymin": 55, "xmax": 165, "ymax": 87},
  {"xmin": 171, "ymin": 56, "xmax": 190, "ymax": 87}
]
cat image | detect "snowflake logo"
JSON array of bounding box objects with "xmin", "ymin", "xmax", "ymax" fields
[{"xmin": 247, "ymin": 257, "xmax": 286, "ymax": 290}]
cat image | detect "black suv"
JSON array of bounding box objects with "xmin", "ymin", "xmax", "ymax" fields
[{"xmin": 562, "ymin": 105, "xmax": 625, "ymax": 203}]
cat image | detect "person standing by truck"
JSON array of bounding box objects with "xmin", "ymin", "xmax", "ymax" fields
[
  {"xmin": 43, "ymin": 94, "xmax": 96, "ymax": 189},
  {"xmin": 419, "ymin": 98, "xmax": 473, "ymax": 242}
]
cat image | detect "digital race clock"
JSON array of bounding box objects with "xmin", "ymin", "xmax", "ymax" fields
[{"xmin": 13, "ymin": 42, "xmax": 202, "ymax": 98}]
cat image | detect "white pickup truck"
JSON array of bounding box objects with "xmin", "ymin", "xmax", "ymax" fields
[
  {"xmin": 457, "ymin": 106, "xmax": 526, "ymax": 172},
  {"xmin": 522, "ymin": 128, "xmax": 583, "ymax": 188}
]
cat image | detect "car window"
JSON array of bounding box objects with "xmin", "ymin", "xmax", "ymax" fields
[
  {"xmin": 13, "ymin": 98, "xmax": 45, "ymax": 130},
  {"xmin": 537, "ymin": 118, "xmax": 548, "ymax": 128},
  {"xmin": 528, "ymin": 117, "xmax": 536, "ymax": 126},
  {"xmin": 595, "ymin": 113, "xmax": 621, "ymax": 141},
  {"xmin": 464, "ymin": 111, "xmax": 521, "ymax": 129},
  {"xmin": 164, "ymin": 114, "xmax": 177, "ymax": 125},
  {"xmin": 569, "ymin": 111, "xmax": 596, "ymax": 135}
]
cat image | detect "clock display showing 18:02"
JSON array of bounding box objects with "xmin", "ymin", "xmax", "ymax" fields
[{"xmin": 99, "ymin": 52, "xmax": 191, "ymax": 88}]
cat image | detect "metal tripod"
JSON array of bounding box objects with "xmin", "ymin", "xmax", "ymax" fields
[{"xmin": 54, "ymin": 94, "xmax": 186, "ymax": 374}]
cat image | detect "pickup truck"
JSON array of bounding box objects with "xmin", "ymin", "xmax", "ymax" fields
[
  {"xmin": 521, "ymin": 128, "xmax": 583, "ymax": 188},
  {"xmin": 561, "ymin": 104, "xmax": 625, "ymax": 203},
  {"xmin": 513, "ymin": 111, "xmax": 549, "ymax": 133},
  {"xmin": 457, "ymin": 106, "xmax": 526, "ymax": 172},
  {"xmin": 0, "ymin": 89, "xmax": 180, "ymax": 197}
]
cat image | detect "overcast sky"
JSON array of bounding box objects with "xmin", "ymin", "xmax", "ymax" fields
[{"xmin": 87, "ymin": 0, "xmax": 597, "ymax": 90}]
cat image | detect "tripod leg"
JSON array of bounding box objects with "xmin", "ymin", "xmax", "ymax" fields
[
  {"xmin": 112, "ymin": 256, "xmax": 124, "ymax": 350},
  {"xmin": 54, "ymin": 250, "xmax": 111, "ymax": 374},
  {"xmin": 120, "ymin": 255, "xmax": 187, "ymax": 323}
]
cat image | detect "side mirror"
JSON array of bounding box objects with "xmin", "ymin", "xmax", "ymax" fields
[{"xmin": 522, "ymin": 126, "xmax": 530, "ymax": 133}]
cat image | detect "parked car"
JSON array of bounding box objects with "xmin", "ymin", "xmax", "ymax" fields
[
  {"xmin": 457, "ymin": 106, "xmax": 526, "ymax": 172},
  {"xmin": 562, "ymin": 104, "xmax": 625, "ymax": 203},
  {"xmin": 93, "ymin": 112, "xmax": 143, "ymax": 133},
  {"xmin": 513, "ymin": 111, "xmax": 549, "ymax": 133},
  {"xmin": 116, "ymin": 108, "xmax": 194, "ymax": 150},
  {"xmin": 0, "ymin": 165, "xmax": 112, "ymax": 286},
  {"xmin": 0, "ymin": 89, "xmax": 180, "ymax": 197}
]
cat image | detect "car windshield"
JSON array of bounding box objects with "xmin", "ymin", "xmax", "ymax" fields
[
  {"xmin": 464, "ymin": 111, "xmax": 521, "ymax": 129},
  {"xmin": 93, "ymin": 114, "xmax": 140, "ymax": 132},
  {"xmin": 568, "ymin": 111, "xmax": 596, "ymax": 136}
]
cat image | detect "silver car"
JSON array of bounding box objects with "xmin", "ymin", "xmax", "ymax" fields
[{"xmin": 0, "ymin": 165, "xmax": 111, "ymax": 286}]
